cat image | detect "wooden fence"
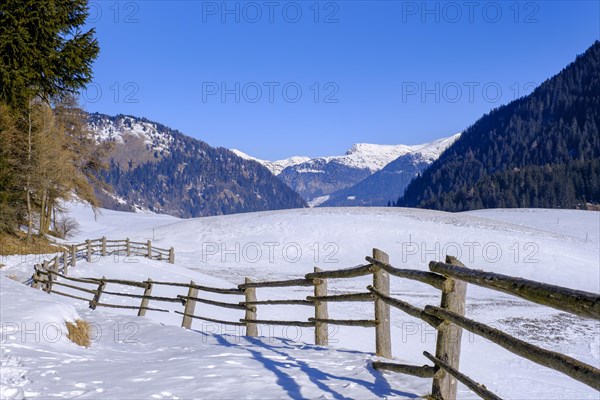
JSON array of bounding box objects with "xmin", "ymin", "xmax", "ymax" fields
[
  {"xmin": 30, "ymin": 248, "xmax": 600, "ymax": 400},
  {"xmin": 31, "ymin": 237, "xmax": 174, "ymax": 278}
]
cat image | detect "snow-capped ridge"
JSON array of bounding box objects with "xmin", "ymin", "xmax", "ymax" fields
[
  {"xmin": 88, "ymin": 113, "xmax": 174, "ymax": 155},
  {"xmin": 272, "ymin": 133, "xmax": 461, "ymax": 202},
  {"xmin": 230, "ymin": 149, "xmax": 311, "ymax": 175},
  {"xmin": 233, "ymin": 133, "xmax": 461, "ymax": 180},
  {"xmin": 318, "ymin": 133, "xmax": 462, "ymax": 207},
  {"xmin": 340, "ymin": 133, "xmax": 461, "ymax": 170},
  {"xmin": 409, "ymin": 132, "xmax": 462, "ymax": 159}
]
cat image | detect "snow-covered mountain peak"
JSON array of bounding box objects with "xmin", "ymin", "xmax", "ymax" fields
[
  {"xmin": 338, "ymin": 143, "xmax": 417, "ymax": 172},
  {"xmin": 88, "ymin": 113, "xmax": 174, "ymax": 154},
  {"xmin": 343, "ymin": 133, "xmax": 461, "ymax": 167},
  {"xmin": 230, "ymin": 149, "xmax": 311, "ymax": 175},
  {"xmin": 408, "ymin": 132, "xmax": 462, "ymax": 159},
  {"xmin": 345, "ymin": 142, "xmax": 411, "ymax": 157},
  {"xmin": 273, "ymin": 133, "xmax": 461, "ymax": 203},
  {"xmin": 231, "ymin": 133, "xmax": 461, "ymax": 204},
  {"xmin": 320, "ymin": 133, "xmax": 462, "ymax": 207},
  {"xmin": 235, "ymin": 133, "xmax": 461, "ymax": 178},
  {"xmin": 305, "ymin": 133, "xmax": 462, "ymax": 173}
]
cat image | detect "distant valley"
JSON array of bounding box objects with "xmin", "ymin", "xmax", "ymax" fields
[{"xmin": 233, "ymin": 134, "xmax": 460, "ymax": 207}]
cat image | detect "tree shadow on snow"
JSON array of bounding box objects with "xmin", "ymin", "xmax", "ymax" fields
[{"xmin": 206, "ymin": 332, "xmax": 418, "ymax": 399}]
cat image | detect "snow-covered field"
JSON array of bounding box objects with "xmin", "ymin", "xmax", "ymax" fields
[{"xmin": 1, "ymin": 203, "xmax": 598, "ymax": 399}]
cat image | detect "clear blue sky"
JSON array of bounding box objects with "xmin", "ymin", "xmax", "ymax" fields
[{"xmin": 82, "ymin": 1, "xmax": 600, "ymax": 160}]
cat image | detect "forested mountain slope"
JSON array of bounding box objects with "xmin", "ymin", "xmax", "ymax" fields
[
  {"xmin": 397, "ymin": 41, "xmax": 600, "ymax": 211},
  {"xmin": 91, "ymin": 114, "xmax": 307, "ymax": 217}
]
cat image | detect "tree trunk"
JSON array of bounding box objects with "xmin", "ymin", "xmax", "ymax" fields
[
  {"xmin": 39, "ymin": 190, "xmax": 47, "ymax": 236},
  {"xmin": 51, "ymin": 202, "xmax": 56, "ymax": 232},
  {"xmin": 25, "ymin": 102, "xmax": 33, "ymax": 241},
  {"xmin": 44, "ymin": 198, "xmax": 53, "ymax": 234},
  {"xmin": 26, "ymin": 183, "xmax": 33, "ymax": 241}
]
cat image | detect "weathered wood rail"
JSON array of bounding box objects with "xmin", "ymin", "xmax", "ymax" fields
[
  {"xmin": 30, "ymin": 248, "xmax": 600, "ymax": 400},
  {"xmin": 28, "ymin": 237, "xmax": 174, "ymax": 284}
]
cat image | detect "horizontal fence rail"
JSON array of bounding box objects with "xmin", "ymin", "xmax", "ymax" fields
[
  {"xmin": 430, "ymin": 259, "xmax": 600, "ymax": 320},
  {"xmin": 372, "ymin": 361, "xmax": 438, "ymax": 378},
  {"xmin": 27, "ymin": 237, "xmax": 175, "ymax": 286},
  {"xmin": 424, "ymin": 305, "xmax": 600, "ymax": 391},
  {"xmin": 30, "ymin": 247, "xmax": 600, "ymax": 400}
]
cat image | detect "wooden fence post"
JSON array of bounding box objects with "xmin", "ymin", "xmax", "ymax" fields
[
  {"xmin": 63, "ymin": 249, "xmax": 69, "ymax": 275},
  {"xmin": 373, "ymin": 248, "xmax": 392, "ymax": 358},
  {"xmin": 42, "ymin": 260, "xmax": 51, "ymax": 292},
  {"xmin": 138, "ymin": 279, "xmax": 154, "ymax": 317},
  {"xmin": 101, "ymin": 237, "xmax": 107, "ymax": 256},
  {"xmin": 181, "ymin": 280, "xmax": 198, "ymax": 329},
  {"xmin": 32, "ymin": 266, "xmax": 38, "ymax": 288},
  {"xmin": 71, "ymin": 244, "xmax": 76, "ymax": 267},
  {"xmin": 32, "ymin": 265, "xmax": 42, "ymax": 289},
  {"xmin": 147, "ymin": 240, "xmax": 152, "ymax": 259},
  {"xmin": 126, "ymin": 238, "xmax": 131, "ymax": 257},
  {"xmin": 313, "ymin": 267, "xmax": 329, "ymax": 346},
  {"xmin": 86, "ymin": 239, "xmax": 92, "ymax": 262},
  {"xmin": 244, "ymin": 277, "xmax": 258, "ymax": 337},
  {"xmin": 431, "ymin": 256, "xmax": 468, "ymax": 400},
  {"xmin": 53, "ymin": 256, "xmax": 59, "ymax": 279},
  {"xmin": 169, "ymin": 247, "xmax": 175, "ymax": 264},
  {"xmin": 89, "ymin": 277, "xmax": 106, "ymax": 310}
]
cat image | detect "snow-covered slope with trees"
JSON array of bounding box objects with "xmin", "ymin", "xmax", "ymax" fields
[
  {"xmin": 88, "ymin": 113, "xmax": 174, "ymax": 157},
  {"xmin": 87, "ymin": 113, "xmax": 307, "ymax": 217}
]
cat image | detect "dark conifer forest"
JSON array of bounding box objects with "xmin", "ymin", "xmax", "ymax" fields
[
  {"xmin": 396, "ymin": 41, "xmax": 600, "ymax": 211},
  {"xmin": 96, "ymin": 114, "xmax": 307, "ymax": 217}
]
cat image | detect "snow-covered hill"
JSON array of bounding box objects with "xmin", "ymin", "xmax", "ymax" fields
[
  {"xmin": 1, "ymin": 203, "xmax": 598, "ymax": 399},
  {"xmin": 0, "ymin": 275, "xmax": 417, "ymax": 399},
  {"xmin": 238, "ymin": 133, "xmax": 461, "ymax": 204}
]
